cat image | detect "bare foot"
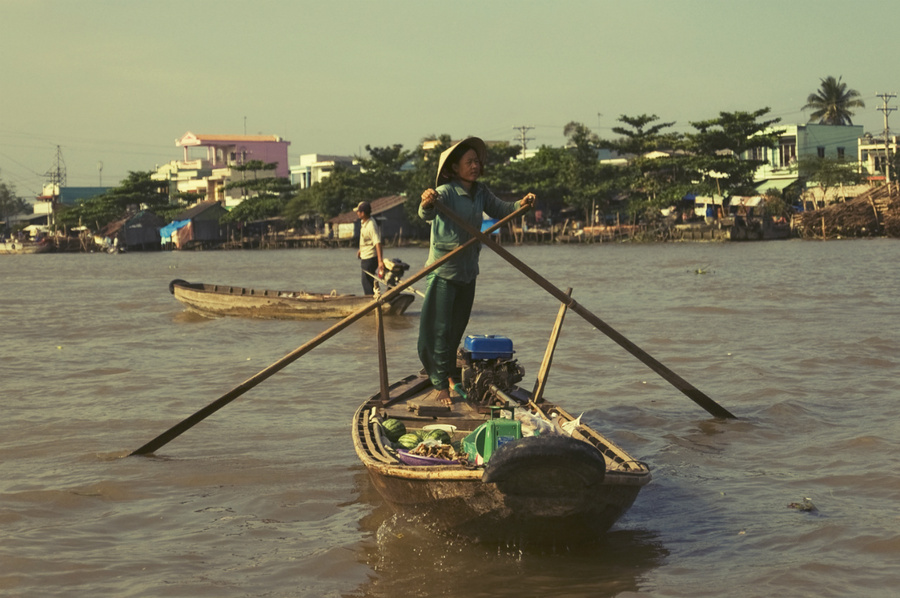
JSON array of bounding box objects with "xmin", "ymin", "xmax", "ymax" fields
[{"xmin": 435, "ymin": 388, "xmax": 452, "ymax": 407}]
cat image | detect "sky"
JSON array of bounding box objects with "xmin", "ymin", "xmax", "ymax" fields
[{"xmin": 2, "ymin": 0, "xmax": 899, "ymax": 198}]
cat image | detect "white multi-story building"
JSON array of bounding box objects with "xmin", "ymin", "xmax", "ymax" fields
[
  {"xmin": 749, "ymin": 123, "xmax": 863, "ymax": 192},
  {"xmin": 289, "ymin": 154, "xmax": 358, "ymax": 189},
  {"xmin": 858, "ymin": 133, "xmax": 900, "ymax": 180}
]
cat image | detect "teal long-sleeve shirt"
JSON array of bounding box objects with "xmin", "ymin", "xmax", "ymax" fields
[{"xmin": 418, "ymin": 180, "xmax": 522, "ymax": 283}]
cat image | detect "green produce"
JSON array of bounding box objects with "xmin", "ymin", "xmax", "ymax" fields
[
  {"xmin": 396, "ymin": 433, "xmax": 421, "ymax": 450},
  {"xmin": 381, "ymin": 419, "xmax": 406, "ymax": 443},
  {"xmin": 424, "ymin": 429, "xmax": 452, "ymax": 444}
]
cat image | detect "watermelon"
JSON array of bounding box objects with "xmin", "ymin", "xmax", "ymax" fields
[
  {"xmin": 396, "ymin": 433, "xmax": 421, "ymax": 450},
  {"xmin": 381, "ymin": 419, "xmax": 406, "ymax": 443},
  {"xmin": 424, "ymin": 429, "xmax": 452, "ymax": 444}
]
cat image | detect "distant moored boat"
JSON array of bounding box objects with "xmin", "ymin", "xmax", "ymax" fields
[{"xmin": 168, "ymin": 279, "xmax": 415, "ymax": 320}]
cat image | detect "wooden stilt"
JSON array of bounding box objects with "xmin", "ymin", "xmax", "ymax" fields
[
  {"xmin": 374, "ymin": 286, "xmax": 390, "ymax": 404},
  {"xmin": 532, "ymin": 287, "xmax": 572, "ymax": 404}
]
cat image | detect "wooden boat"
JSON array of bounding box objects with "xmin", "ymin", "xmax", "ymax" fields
[
  {"xmin": 352, "ymin": 337, "xmax": 652, "ymax": 545},
  {"xmin": 0, "ymin": 240, "xmax": 51, "ymax": 255},
  {"xmin": 169, "ymin": 279, "xmax": 415, "ymax": 320}
]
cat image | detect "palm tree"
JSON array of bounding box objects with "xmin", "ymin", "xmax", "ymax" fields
[{"xmin": 803, "ymin": 76, "xmax": 866, "ymax": 125}]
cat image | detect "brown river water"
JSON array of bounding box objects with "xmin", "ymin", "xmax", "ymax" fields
[{"xmin": 2, "ymin": 240, "xmax": 899, "ymax": 597}]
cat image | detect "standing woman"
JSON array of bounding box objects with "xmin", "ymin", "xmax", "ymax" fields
[{"xmin": 418, "ymin": 137, "xmax": 535, "ymax": 406}]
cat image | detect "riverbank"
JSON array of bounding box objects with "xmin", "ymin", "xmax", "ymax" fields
[{"xmin": 15, "ymin": 185, "xmax": 900, "ymax": 254}]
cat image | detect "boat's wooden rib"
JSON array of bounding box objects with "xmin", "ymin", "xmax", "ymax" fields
[{"xmin": 169, "ymin": 279, "xmax": 414, "ymax": 320}]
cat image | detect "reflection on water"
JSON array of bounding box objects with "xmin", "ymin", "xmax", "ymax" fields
[{"xmin": 352, "ymin": 473, "xmax": 668, "ymax": 598}]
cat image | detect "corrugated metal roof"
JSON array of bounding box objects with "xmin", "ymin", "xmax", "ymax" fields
[{"xmin": 173, "ymin": 200, "xmax": 225, "ymax": 221}]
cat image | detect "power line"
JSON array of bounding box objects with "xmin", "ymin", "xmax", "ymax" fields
[{"xmin": 0, "ymin": 150, "xmax": 45, "ymax": 177}]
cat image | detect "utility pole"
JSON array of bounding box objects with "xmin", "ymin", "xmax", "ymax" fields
[
  {"xmin": 512, "ymin": 125, "xmax": 534, "ymax": 160},
  {"xmin": 44, "ymin": 146, "xmax": 67, "ymax": 228},
  {"xmin": 45, "ymin": 145, "xmax": 67, "ymax": 189},
  {"xmin": 876, "ymin": 92, "xmax": 896, "ymax": 185}
]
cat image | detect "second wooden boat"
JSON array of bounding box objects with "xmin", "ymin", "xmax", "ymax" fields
[{"xmin": 169, "ymin": 279, "xmax": 415, "ymax": 320}]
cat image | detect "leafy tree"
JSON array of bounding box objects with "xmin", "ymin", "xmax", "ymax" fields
[
  {"xmin": 225, "ymin": 160, "xmax": 282, "ymax": 205},
  {"xmin": 797, "ymin": 155, "xmax": 865, "ymax": 205},
  {"xmin": 232, "ymin": 160, "xmax": 277, "ymax": 175},
  {"xmin": 358, "ymin": 144, "xmax": 410, "ymax": 173},
  {"xmin": 485, "ymin": 145, "xmax": 569, "ymax": 214},
  {"xmin": 222, "ymin": 177, "xmax": 296, "ymax": 223},
  {"xmin": 56, "ymin": 171, "xmax": 169, "ymax": 230},
  {"xmin": 563, "ymin": 121, "xmax": 600, "ymax": 164},
  {"xmin": 276, "ymin": 110, "xmax": 786, "ymax": 230},
  {"xmin": 591, "ymin": 109, "xmax": 782, "ymax": 218},
  {"xmin": 283, "ymin": 166, "xmax": 362, "ymax": 222},
  {"xmin": 484, "ymin": 141, "xmax": 521, "ymax": 169},
  {"xmin": 604, "ymin": 114, "xmax": 680, "ymax": 155},
  {"xmin": 356, "ymin": 143, "xmax": 411, "ymax": 200},
  {"xmin": 803, "ymin": 76, "xmax": 866, "ymax": 125},
  {"xmin": 683, "ymin": 108, "xmax": 783, "ymax": 196},
  {"xmin": 0, "ymin": 175, "xmax": 31, "ymax": 234},
  {"xmin": 284, "ymin": 144, "xmax": 414, "ymax": 225},
  {"xmin": 598, "ymin": 114, "xmax": 684, "ymax": 218},
  {"xmin": 556, "ymin": 122, "xmax": 609, "ymax": 221},
  {"xmin": 759, "ymin": 188, "xmax": 793, "ymax": 219}
]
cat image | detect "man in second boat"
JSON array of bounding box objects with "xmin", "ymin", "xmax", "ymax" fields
[
  {"xmin": 418, "ymin": 137, "xmax": 535, "ymax": 408},
  {"xmin": 356, "ymin": 201, "xmax": 384, "ymax": 296}
]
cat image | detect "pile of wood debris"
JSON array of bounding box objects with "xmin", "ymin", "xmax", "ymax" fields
[{"xmin": 796, "ymin": 185, "xmax": 899, "ymax": 239}]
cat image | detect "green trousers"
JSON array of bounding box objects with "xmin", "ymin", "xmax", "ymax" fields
[{"xmin": 417, "ymin": 274, "xmax": 476, "ymax": 390}]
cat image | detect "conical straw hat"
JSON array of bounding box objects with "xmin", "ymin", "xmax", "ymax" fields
[{"xmin": 435, "ymin": 137, "xmax": 486, "ymax": 187}]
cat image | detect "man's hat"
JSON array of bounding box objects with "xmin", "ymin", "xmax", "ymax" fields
[
  {"xmin": 354, "ymin": 201, "xmax": 371, "ymax": 214},
  {"xmin": 435, "ymin": 137, "xmax": 486, "ymax": 187}
]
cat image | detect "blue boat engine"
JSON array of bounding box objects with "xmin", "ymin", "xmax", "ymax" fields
[{"xmin": 459, "ymin": 335, "xmax": 524, "ymax": 404}]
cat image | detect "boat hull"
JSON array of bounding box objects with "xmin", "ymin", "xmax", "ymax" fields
[
  {"xmin": 364, "ymin": 460, "xmax": 643, "ymax": 544},
  {"xmin": 0, "ymin": 241, "xmax": 51, "ymax": 255},
  {"xmin": 352, "ymin": 374, "xmax": 650, "ymax": 545},
  {"xmin": 169, "ymin": 279, "xmax": 414, "ymax": 320}
]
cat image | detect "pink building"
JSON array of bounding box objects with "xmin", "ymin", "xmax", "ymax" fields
[
  {"xmin": 176, "ymin": 132, "xmax": 291, "ymax": 177},
  {"xmin": 153, "ymin": 132, "xmax": 292, "ymax": 207}
]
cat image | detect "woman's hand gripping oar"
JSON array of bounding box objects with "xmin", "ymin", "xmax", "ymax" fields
[
  {"xmin": 431, "ymin": 200, "xmax": 737, "ymax": 420},
  {"xmin": 129, "ymin": 204, "xmax": 533, "ymax": 456}
]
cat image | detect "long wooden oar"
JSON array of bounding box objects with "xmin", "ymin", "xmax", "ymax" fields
[
  {"xmin": 433, "ymin": 201, "xmax": 737, "ymax": 419},
  {"xmin": 129, "ymin": 205, "xmax": 532, "ymax": 456}
]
